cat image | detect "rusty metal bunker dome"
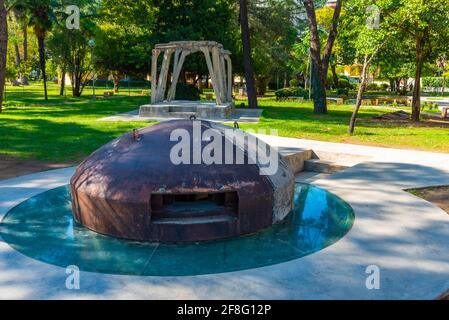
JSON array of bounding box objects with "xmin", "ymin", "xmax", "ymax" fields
[{"xmin": 70, "ymin": 120, "xmax": 295, "ymax": 242}]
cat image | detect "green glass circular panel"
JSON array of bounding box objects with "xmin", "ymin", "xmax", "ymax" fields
[{"xmin": 0, "ymin": 184, "xmax": 354, "ymax": 276}]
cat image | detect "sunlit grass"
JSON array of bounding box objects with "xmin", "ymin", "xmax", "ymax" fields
[{"xmin": 1, "ymin": 82, "xmax": 448, "ymax": 163}]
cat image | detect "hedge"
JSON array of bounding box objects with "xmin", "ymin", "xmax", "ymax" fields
[
  {"xmin": 87, "ymin": 79, "xmax": 151, "ymax": 88},
  {"xmin": 422, "ymin": 77, "xmax": 446, "ymax": 88},
  {"xmin": 275, "ymin": 86, "xmax": 307, "ymax": 99}
]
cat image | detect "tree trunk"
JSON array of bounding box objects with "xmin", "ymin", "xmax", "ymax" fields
[
  {"xmin": 71, "ymin": 68, "xmax": 82, "ymax": 97},
  {"xmin": 14, "ymin": 43, "xmax": 21, "ymax": 66},
  {"xmin": 239, "ymin": 0, "xmax": 258, "ymax": 108},
  {"xmin": 113, "ymin": 74, "xmax": 120, "ymax": 93},
  {"xmin": 36, "ymin": 32, "xmax": 48, "ymax": 100},
  {"xmin": 395, "ymin": 78, "xmax": 401, "ymax": 94},
  {"xmin": 331, "ymin": 62, "xmax": 339, "ymax": 89},
  {"xmin": 0, "ymin": 0, "xmax": 7, "ymax": 113},
  {"xmin": 21, "ymin": 25, "xmax": 28, "ymax": 85},
  {"xmin": 60, "ymin": 65, "xmax": 66, "ymax": 96},
  {"xmin": 311, "ymin": 61, "xmax": 327, "ymax": 113},
  {"xmin": 23, "ymin": 26, "xmax": 27, "ymax": 61},
  {"xmin": 411, "ymin": 38, "xmax": 424, "ymax": 122},
  {"xmin": 349, "ymin": 57, "xmax": 369, "ymax": 135},
  {"xmin": 305, "ymin": 0, "xmax": 342, "ymax": 112},
  {"xmin": 389, "ymin": 79, "xmax": 394, "ymax": 92}
]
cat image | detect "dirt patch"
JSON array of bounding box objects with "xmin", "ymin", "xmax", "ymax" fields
[
  {"xmin": 0, "ymin": 155, "xmax": 73, "ymax": 181},
  {"xmin": 369, "ymin": 110, "xmax": 449, "ymax": 128},
  {"xmin": 409, "ymin": 186, "xmax": 449, "ymax": 214}
]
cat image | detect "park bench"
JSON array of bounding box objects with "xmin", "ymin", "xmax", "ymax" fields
[
  {"xmin": 326, "ymin": 97, "xmax": 344, "ymax": 105},
  {"xmin": 362, "ymin": 96, "xmax": 411, "ymax": 106}
]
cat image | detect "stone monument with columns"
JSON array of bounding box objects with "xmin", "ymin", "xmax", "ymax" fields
[{"xmin": 139, "ymin": 41, "xmax": 235, "ymax": 119}]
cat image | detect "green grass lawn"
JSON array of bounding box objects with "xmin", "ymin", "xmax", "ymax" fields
[
  {"xmin": 1, "ymin": 82, "xmax": 448, "ymax": 163},
  {"xmin": 238, "ymin": 96, "xmax": 449, "ymax": 153},
  {"xmin": 0, "ymin": 83, "xmax": 152, "ymax": 162}
]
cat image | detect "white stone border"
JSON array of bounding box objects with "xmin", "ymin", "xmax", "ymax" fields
[{"xmin": 0, "ymin": 138, "xmax": 449, "ymax": 299}]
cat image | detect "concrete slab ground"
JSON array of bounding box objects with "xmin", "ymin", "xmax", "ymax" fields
[
  {"xmin": 0, "ymin": 138, "xmax": 448, "ymax": 299},
  {"xmin": 98, "ymin": 108, "xmax": 263, "ymax": 123}
]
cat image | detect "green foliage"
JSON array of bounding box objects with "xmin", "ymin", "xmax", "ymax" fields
[
  {"xmin": 421, "ymin": 101, "xmax": 439, "ymax": 111},
  {"xmin": 337, "ymin": 78, "xmax": 353, "ymax": 89},
  {"xmin": 275, "ymin": 86, "xmax": 307, "ymax": 99},
  {"xmin": 47, "ymin": 1, "xmax": 99, "ymax": 96},
  {"xmin": 422, "ymin": 77, "xmax": 446, "ymax": 88},
  {"xmin": 174, "ymin": 83, "xmax": 200, "ymax": 101},
  {"xmin": 94, "ymin": 0, "xmax": 155, "ymax": 79},
  {"xmin": 249, "ymin": 0, "xmax": 300, "ymax": 84},
  {"xmin": 336, "ymin": 88, "xmax": 349, "ymax": 96},
  {"xmin": 289, "ymin": 79, "xmax": 299, "ymax": 87},
  {"xmin": 380, "ymin": 83, "xmax": 390, "ymax": 91},
  {"xmin": 89, "ymin": 79, "xmax": 150, "ymax": 88},
  {"xmin": 366, "ymin": 83, "xmax": 379, "ymax": 91}
]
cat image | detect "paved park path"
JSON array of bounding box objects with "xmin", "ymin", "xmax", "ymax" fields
[{"xmin": 0, "ymin": 137, "xmax": 448, "ymax": 299}]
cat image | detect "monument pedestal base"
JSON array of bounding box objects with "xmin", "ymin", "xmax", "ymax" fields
[{"xmin": 139, "ymin": 100, "xmax": 235, "ymax": 120}]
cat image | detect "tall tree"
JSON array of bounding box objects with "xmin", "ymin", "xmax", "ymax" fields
[
  {"xmin": 239, "ymin": 0, "xmax": 258, "ymax": 108},
  {"xmin": 48, "ymin": 1, "xmax": 98, "ymax": 97},
  {"xmin": 95, "ymin": 0, "xmax": 155, "ymax": 92},
  {"xmin": 303, "ymin": 0, "xmax": 342, "ymax": 114},
  {"xmin": 248, "ymin": 0, "xmax": 300, "ymax": 95},
  {"xmin": 12, "ymin": 5, "xmax": 29, "ymax": 84},
  {"xmin": 383, "ymin": 0, "xmax": 449, "ymax": 121},
  {"xmin": 0, "ymin": 0, "xmax": 7, "ymax": 113},
  {"xmin": 23, "ymin": 0, "xmax": 52, "ymax": 100}
]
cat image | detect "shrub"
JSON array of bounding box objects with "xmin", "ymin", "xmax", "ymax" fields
[
  {"xmin": 275, "ymin": 86, "xmax": 307, "ymax": 100},
  {"xmin": 422, "ymin": 77, "xmax": 445, "ymax": 88},
  {"xmin": 336, "ymin": 88, "xmax": 349, "ymax": 96},
  {"xmin": 380, "ymin": 83, "xmax": 389, "ymax": 91},
  {"xmin": 337, "ymin": 78, "xmax": 353, "ymax": 89},
  {"xmin": 366, "ymin": 83, "xmax": 379, "ymax": 91},
  {"xmin": 289, "ymin": 79, "xmax": 299, "ymax": 87},
  {"xmin": 338, "ymin": 74, "xmax": 352, "ymax": 82},
  {"xmin": 290, "ymin": 87, "xmax": 307, "ymax": 97},
  {"xmin": 90, "ymin": 79, "xmax": 151, "ymax": 88},
  {"xmin": 175, "ymin": 83, "xmax": 200, "ymax": 100},
  {"xmin": 421, "ymin": 101, "xmax": 439, "ymax": 111},
  {"xmin": 275, "ymin": 88, "xmax": 292, "ymax": 100}
]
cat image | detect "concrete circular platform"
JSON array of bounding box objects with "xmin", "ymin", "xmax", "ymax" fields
[{"xmin": 0, "ymin": 137, "xmax": 448, "ymax": 299}]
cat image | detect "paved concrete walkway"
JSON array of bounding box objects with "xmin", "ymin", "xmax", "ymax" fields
[
  {"xmin": 98, "ymin": 108, "xmax": 263, "ymax": 123},
  {"xmin": 0, "ymin": 138, "xmax": 448, "ymax": 299}
]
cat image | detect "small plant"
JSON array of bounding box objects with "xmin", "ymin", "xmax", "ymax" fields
[{"xmin": 420, "ymin": 101, "xmax": 439, "ymax": 111}]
